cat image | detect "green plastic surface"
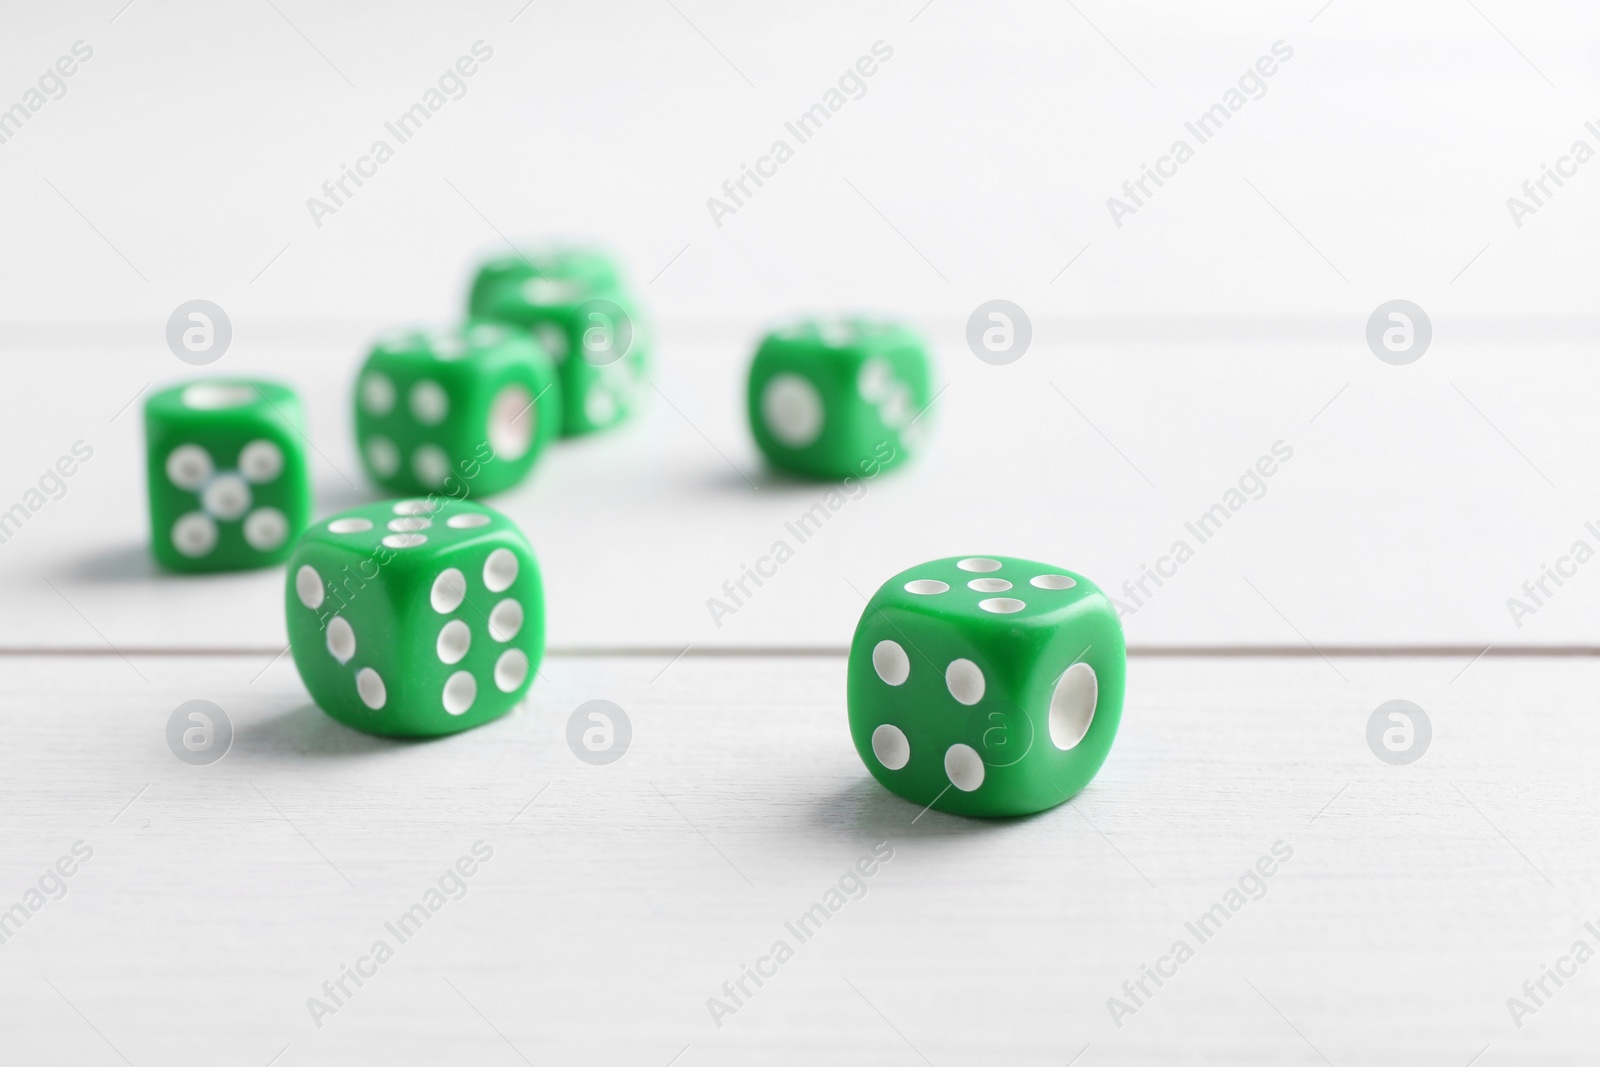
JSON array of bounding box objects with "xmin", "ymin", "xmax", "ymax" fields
[
  {"xmin": 469, "ymin": 248, "xmax": 649, "ymax": 437},
  {"xmin": 352, "ymin": 323, "xmax": 561, "ymax": 497},
  {"xmin": 285, "ymin": 498, "xmax": 544, "ymax": 738},
  {"xmin": 144, "ymin": 379, "xmax": 312, "ymax": 572},
  {"xmin": 847, "ymin": 556, "xmax": 1126, "ymax": 817},
  {"xmin": 747, "ymin": 317, "xmax": 931, "ymax": 480}
]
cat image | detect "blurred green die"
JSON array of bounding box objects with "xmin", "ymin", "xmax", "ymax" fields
[
  {"xmin": 353, "ymin": 323, "xmax": 561, "ymax": 497},
  {"xmin": 468, "ymin": 246, "xmax": 620, "ymax": 315},
  {"xmin": 469, "ymin": 249, "xmax": 649, "ymax": 437},
  {"xmin": 747, "ymin": 317, "xmax": 931, "ymax": 480}
]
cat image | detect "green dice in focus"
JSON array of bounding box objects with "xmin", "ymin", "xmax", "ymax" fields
[
  {"xmin": 747, "ymin": 317, "xmax": 931, "ymax": 480},
  {"xmin": 847, "ymin": 556, "xmax": 1125, "ymax": 818},
  {"xmin": 286, "ymin": 498, "xmax": 543, "ymax": 738},
  {"xmin": 144, "ymin": 379, "xmax": 313, "ymax": 572},
  {"xmin": 468, "ymin": 247, "xmax": 650, "ymax": 437}
]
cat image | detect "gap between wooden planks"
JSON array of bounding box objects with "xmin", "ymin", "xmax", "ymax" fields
[{"xmin": 1, "ymin": 645, "xmax": 1598, "ymax": 658}]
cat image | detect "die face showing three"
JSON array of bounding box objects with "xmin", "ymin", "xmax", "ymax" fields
[
  {"xmin": 353, "ymin": 323, "xmax": 560, "ymax": 497},
  {"xmin": 469, "ymin": 250, "xmax": 650, "ymax": 437},
  {"xmin": 144, "ymin": 379, "xmax": 313, "ymax": 572},
  {"xmin": 847, "ymin": 556, "xmax": 1126, "ymax": 818},
  {"xmin": 286, "ymin": 498, "xmax": 544, "ymax": 738},
  {"xmin": 747, "ymin": 317, "xmax": 932, "ymax": 480}
]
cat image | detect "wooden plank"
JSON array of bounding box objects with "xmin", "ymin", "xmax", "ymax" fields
[
  {"xmin": 3, "ymin": 331, "xmax": 1596, "ymax": 653},
  {"xmin": 0, "ymin": 652, "xmax": 1592, "ymax": 1063}
]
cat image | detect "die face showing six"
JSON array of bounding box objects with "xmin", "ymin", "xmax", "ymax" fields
[
  {"xmin": 471, "ymin": 253, "xmax": 650, "ymax": 438},
  {"xmin": 847, "ymin": 556, "xmax": 1126, "ymax": 818},
  {"xmin": 747, "ymin": 317, "xmax": 932, "ymax": 480},
  {"xmin": 286, "ymin": 498, "xmax": 544, "ymax": 738},
  {"xmin": 353, "ymin": 324, "xmax": 560, "ymax": 498},
  {"xmin": 144, "ymin": 379, "xmax": 313, "ymax": 572}
]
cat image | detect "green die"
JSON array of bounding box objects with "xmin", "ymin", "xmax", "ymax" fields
[
  {"xmin": 469, "ymin": 250, "xmax": 649, "ymax": 437},
  {"xmin": 285, "ymin": 498, "xmax": 544, "ymax": 738},
  {"xmin": 847, "ymin": 556, "xmax": 1126, "ymax": 818},
  {"xmin": 468, "ymin": 246, "xmax": 620, "ymax": 314},
  {"xmin": 144, "ymin": 379, "xmax": 312, "ymax": 572},
  {"xmin": 747, "ymin": 317, "xmax": 931, "ymax": 480},
  {"xmin": 353, "ymin": 323, "xmax": 560, "ymax": 497}
]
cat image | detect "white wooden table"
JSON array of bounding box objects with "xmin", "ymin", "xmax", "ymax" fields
[
  {"xmin": 6, "ymin": 1, "xmax": 1600, "ymax": 1059},
  {"xmin": 5, "ymin": 325, "xmax": 1597, "ymax": 653},
  {"xmin": 1, "ymin": 650, "xmax": 1594, "ymax": 1065},
  {"xmin": 4, "ymin": 326, "xmax": 1600, "ymax": 1065}
]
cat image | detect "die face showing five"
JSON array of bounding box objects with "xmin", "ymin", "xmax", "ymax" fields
[
  {"xmin": 144, "ymin": 379, "xmax": 313, "ymax": 572},
  {"xmin": 747, "ymin": 317, "xmax": 932, "ymax": 480},
  {"xmin": 847, "ymin": 556, "xmax": 1126, "ymax": 818},
  {"xmin": 286, "ymin": 498, "xmax": 544, "ymax": 738},
  {"xmin": 469, "ymin": 250, "xmax": 650, "ymax": 438},
  {"xmin": 353, "ymin": 324, "xmax": 560, "ymax": 497}
]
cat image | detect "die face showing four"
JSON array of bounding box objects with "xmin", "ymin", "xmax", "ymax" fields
[
  {"xmin": 471, "ymin": 252, "xmax": 650, "ymax": 438},
  {"xmin": 144, "ymin": 379, "xmax": 313, "ymax": 572},
  {"xmin": 847, "ymin": 556, "xmax": 1126, "ymax": 818},
  {"xmin": 286, "ymin": 498, "xmax": 544, "ymax": 738},
  {"xmin": 353, "ymin": 323, "xmax": 560, "ymax": 497},
  {"xmin": 747, "ymin": 317, "xmax": 931, "ymax": 480}
]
